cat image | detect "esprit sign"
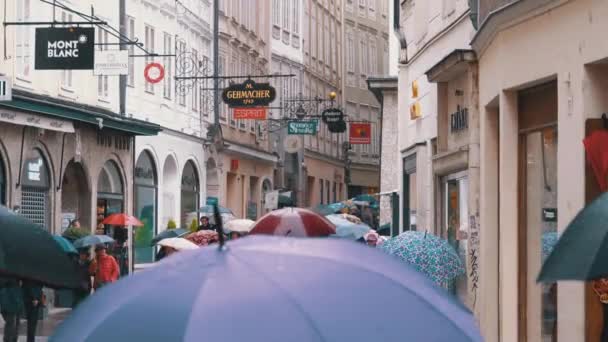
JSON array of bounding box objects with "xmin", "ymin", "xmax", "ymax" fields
[
  {"xmin": 35, "ymin": 27, "xmax": 95, "ymax": 70},
  {"xmin": 222, "ymin": 79, "xmax": 276, "ymax": 108}
]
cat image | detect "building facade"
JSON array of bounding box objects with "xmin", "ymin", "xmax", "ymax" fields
[
  {"xmin": 343, "ymin": 0, "xmax": 389, "ymax": 198},
  {"xmin": 300, "ymin": 0, "xmax": 346, "ymax": 207},
  {"xmin": 215, "ymin": 0, "xmax": 277, "ymax": 220},
  {"xmin": 125, "ymin": 0, "xmax": 212, "ymax": 265},
  {"xmin": 471, "ymin": 0, "xmax": 608, "ymax": 341}
]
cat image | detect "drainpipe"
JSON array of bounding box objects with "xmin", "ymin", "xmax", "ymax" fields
[{"xmin": 119, "ymin": 0, "xmax": 126, "ymax": 115}]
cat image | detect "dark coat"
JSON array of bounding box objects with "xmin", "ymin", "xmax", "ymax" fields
[
  {"xmin": 21, "ymin": 280, "xmax": 43, "ymax": 306},
  {"xmin": 0, "ymin": 277, "xmax": 23, "ymax": 314}
]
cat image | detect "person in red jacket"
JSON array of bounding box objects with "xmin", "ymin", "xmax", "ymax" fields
[{"xmin": 89, "ymin": 245, "xmax": 120, "ymax": 291}]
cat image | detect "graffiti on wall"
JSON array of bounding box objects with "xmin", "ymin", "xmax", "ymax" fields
[{"xmin": 469, "ymin": 213, "xmax": 480, "ymax": 307}]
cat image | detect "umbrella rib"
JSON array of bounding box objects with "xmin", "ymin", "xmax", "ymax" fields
[
  {"xmin": 229, "ymin": 253, "xmax": 328, "ymax": 342},
  {"xmin": 239, "ymin": 248, "xmax": 476, "ymax": 340}
]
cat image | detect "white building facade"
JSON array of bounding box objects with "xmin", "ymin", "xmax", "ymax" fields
[{"xmin": 125, "ymin": 0, "xmax": 212, "ymax": 265}]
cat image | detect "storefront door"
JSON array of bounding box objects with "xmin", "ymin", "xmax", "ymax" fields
[
  {"xmin": 180, "ymin": 161, "xmax": 199, "ymax": 229},
  {"xmin": 442, "ymin": 171, "xmax": 469, "ymax": 304},
  {"xmin": 134, "ymin": 152, "xmax": 157, "ymax": 264}
]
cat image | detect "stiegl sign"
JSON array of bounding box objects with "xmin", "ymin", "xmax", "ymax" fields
[{"xmin": 35, "ymin": 27, "xmax": 95, "ymax": 70}]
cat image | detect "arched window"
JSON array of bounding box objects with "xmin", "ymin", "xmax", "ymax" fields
[
  {"xmin": 96, "ymin": 161, "xmax": 124, "ymax": 235},
  {"xmin": 134, "ymin": 151, "xmax": 157, "ymax": 264},
  {"xmin": 21, "ymin": 149, "xmax": 51, "ymax": 229},
  {"xmin": 180, "ymin": 161, "xmax": 199, "ymax": 229}
]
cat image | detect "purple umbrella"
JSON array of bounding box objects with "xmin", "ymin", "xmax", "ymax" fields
[{"xmin": 51, "ymin": 236, "xmax": 482, "ymax": 342}]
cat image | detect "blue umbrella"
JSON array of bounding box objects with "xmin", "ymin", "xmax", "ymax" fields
[
  {"xmin": 150, "ymin": 228, "xmax": 189, "ymax": 246},
  {"xmin": 52, "ymin": 235, "xmax": 78, "ymax": 255},
  {"xmin": 380, "ymin": 231, "xmax": 465, "ymax": 287},
  {"xmin": 73, "ymin": 235, "xmax": 115, "ymax": 249},
  {"xmin": 325, "ymin": 214, "xmax": 371, "ymax": 240},
  {"xmin": 51, "ymin": 236, "xmax": 482, "ymax": 342}
]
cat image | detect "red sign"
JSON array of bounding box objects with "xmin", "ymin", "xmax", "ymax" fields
[
  {"xmin": 349, "ymin": 123, "xmax": 371, "ymax": 144},
  {"xmin": 144, "ymin": 63, "xmax": 165, "ymax": 84},
  {"xmin": 233, "ymin": 107, "xmax": 267, "ymax": 120},
  {"xmin": 230, "ymin": 159, "xmax": 239, "ymax": 171}
]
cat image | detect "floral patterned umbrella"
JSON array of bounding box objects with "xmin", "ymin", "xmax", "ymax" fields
[
  {"xmin": 185, "ymin": 230, "xmax": 219, "ymax": 246},
  {"xmin": 379, "ymin": 231, "xmax": 465, "ymax": 287},
  {"xmin": 542, "ymin": 231, "xmax": 559, "ymax": 260}
]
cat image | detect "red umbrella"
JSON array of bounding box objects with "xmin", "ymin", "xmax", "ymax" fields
[
  {"xmin": 249, "ymin": 207, "xmax": 336, "ymax": 237},
  {"xmin": 101, "ymin": 213, "xmax": 144, "ymax": 227}
]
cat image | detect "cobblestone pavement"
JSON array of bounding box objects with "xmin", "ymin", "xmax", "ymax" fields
[{"xmin": 0, "ymin": 308, "xmax": 70, "ymax": 341}]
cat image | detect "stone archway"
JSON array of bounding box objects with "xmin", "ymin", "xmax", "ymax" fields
[
  {"xmin": 60, "ymin": 160, "xmax": 91, "ymax": 232},
  {"xmin": 162, "ymin": 155, "xmax": 178, "ymax": 228},
  {"xmin": 180, "ymin": 160, "xmax": 200, "ymax": 229},
  {"xmin": 206, "ymin": 158, "xmax": 219, "ymax": 199}
]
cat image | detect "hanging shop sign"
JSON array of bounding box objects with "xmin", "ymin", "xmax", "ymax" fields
[
  {"xmin": 233, "ymin": 107, "xmax": 267, "ymax": 120},
  {"xmin": 322, "ymin": 108, "xmax": 347, "ymax": 133},
  {"xmin": 144, "ymin": 63, "xmax": 165, "ymax": 84},
  {"xmin": 542, "ymin": 208, "xmax": 557, "ymax": 222},
  {"xmin": 222, "ymin": 79, "xmax": 276, "ymax": 108},
  {"xmin": 284, "ymin": 135, "xmax": 302, "ymax": 153},
  {"xmin": 94, "ymin": 50, "xmax": 129, "ymax": 76},
  {"xmin": 35, "ymin": 27, "xmax": 95, "ymax": 70},
  {"xmin": 349, "ymin": 123, "xmax": 371, "ymax": 144},
  {"xmin": 287, "ymin": 120, "xmax": 318, "ymax": 135}
]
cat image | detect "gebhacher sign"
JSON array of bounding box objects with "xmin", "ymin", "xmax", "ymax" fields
[{"xmin": 222, "ymin": 79, "xmax": 276, "ymax": 108}]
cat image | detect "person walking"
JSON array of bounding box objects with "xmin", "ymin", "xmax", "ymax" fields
[
  {"xmin": 0, "ymin": 277, "xmax": 23, "ymax": 342},
  {"xmin": 21, "ymin": 280, "xmax": 42, "ymax": 342},
  {"xmin": 197, "ymin": 216, "xmax": 215, "ymax": 231},
  {"xmin": 74, "ymin": 249, "xmax": 92, "ymax": 306},
  {"xmin": 89, "ymin": 245, "xmax": 120, "ymax": 291}
]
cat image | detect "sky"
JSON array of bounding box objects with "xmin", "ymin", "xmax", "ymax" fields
[{"xmin": 388, "ymin": 0, "xmax": 399, "ymax": 75}]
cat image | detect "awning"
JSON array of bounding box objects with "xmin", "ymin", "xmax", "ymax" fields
[
  {"xmin": 0, "ymin": 90, "xmax": 161, "ymax": 136},
  {"xmin": 425, "ymin": 49, "xmax": 476, "ymax": 83},
  {"xmin": 224, "ymin": 139, "xmax": 278, "ymax": 164},
  {"xmin": 0, "ymin": 109, "xmax": 74, "ymax": 133}
]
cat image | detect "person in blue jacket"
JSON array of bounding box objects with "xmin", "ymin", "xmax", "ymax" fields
[{"xmin": 0, "ymin": 277, "xmax": 23, "ymax": 342}]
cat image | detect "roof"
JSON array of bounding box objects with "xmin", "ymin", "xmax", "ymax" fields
[{"xmin": 0, "ymin": 90, "xmax": 162, "ymax": 136}]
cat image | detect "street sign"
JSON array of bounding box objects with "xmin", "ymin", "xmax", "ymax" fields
[
  {"xmin": 284, "ymin": 135, "xmax": 302, "ymax": 153},
  {"xmin": 35, "ymin": 27, "xmax": 95, "ymax": 70},
  {"xmin": 234, "ymin": 107, "xmax": 267, "ymax": 120},
  {"xmin": 287, "ymin": 120, "xmax": 318, "ymax": 135},
  {"xmin": 349, "ymin": 123, "xmax": 372, "ymax": 144},
  {"xmin": 0, "ymin": 76, "xmax": 12, "ymax": 102},
  {"xmin": 144, "ymin": 63, "xmax": 165, "ymax": 83},
  {"xmin": 222, "ymin": 79, "xmax": 276, "ymax": 108},
  {"xmin": 94, "ymin": 50, "xmax": 129, "ymax": 76},
  {"xmin": 264, "ymin": 190, "xmax": 279, "ymax": 210}
]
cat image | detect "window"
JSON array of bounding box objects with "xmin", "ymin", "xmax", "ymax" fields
[
  {"xmin": 127, "ymin": 17, "xmax": 136, "ymax": 87},
  {"xmin": 283, "ymin": 0, "xmax": 290, "ymax": 31},
  {"xmin": 369, "ymin": 40, "xmax": 377, "ymax": 75},
  {"xmin": 359, "ymin": 38, "xmax": 367, "ymax": 75},
  {"xmin": 368, "ymin": 0, "xmax": 375, "ymax": 15},
  {"xmin": 346, "ymin": 0, "xmax": 353, "ymax": 11},
  {"xmin": 239, "ymin": 59, "xmax": 247, "ymax": 129},
  {"xmin": 191, "ymin": 49, "xmax": 199, "ymax": 112},
  {"xmin": 97, "ymin": 30, "xmax": 109, "ymax": 99},
  {"xmin": 15, "ymin": 0, "xmax": 31, "ymax": 78},
  {"xmin": 346, "ymin": 32, "xmax": 354, "ymax": 72},
  {"xmin": 292, "ymin": 0, "xmax": 300, "ymax": 35},
  {"xmin": 144, "ymin": 25, "xmax": 155, "ymax": 94},
  {"xmin": 177, "ymin": 41, "xmax": 186, "ymax": 106},
  {"xmin": 61, "ymin": 12, "xmax": 74, "ymax": 88},
  {"xmin": 162, "ymin": 33, "xmax": 172, "ymax": 99},
  {"xmin": 219, "ymin": 54, "xmax": 227, "ymax": 121},
  {"xmin": 311, "ymin": 14, "xmax": 317, "ymax": 58}
]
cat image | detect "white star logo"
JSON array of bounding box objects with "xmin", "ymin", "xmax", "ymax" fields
[{"xmin": 78, "ymin": 35, "xmax": 88, "ymax": 44}]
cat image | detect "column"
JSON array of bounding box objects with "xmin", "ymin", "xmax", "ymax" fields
[{"xmin": 498, "ymin": 90, "xmax": 519, "ymax": 342}]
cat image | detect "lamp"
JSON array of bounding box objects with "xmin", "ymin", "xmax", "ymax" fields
[{"xmin": 295, "ymin": 104, "xmax": 306, "ymax": 119}]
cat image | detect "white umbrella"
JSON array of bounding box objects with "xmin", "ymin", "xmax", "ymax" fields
[
  {"xmin": 157, "ymin": 238, "xmax": 199, "ymax": 251},
  {"xmin": 225, "ymin": 219, "xmax": 255, "ymax": 233}
]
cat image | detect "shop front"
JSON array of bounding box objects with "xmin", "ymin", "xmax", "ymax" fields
[
  {"xmin": 134, "ymin": 151, "xmax": 157, "ymax": 264},
  {"xmin": 180, "ymin": 160, "xmax": 200, "ymax": 229}
]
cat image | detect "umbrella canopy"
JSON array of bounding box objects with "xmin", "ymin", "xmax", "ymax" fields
[
  {"xmin": 380, "ymin": 231, "xmax": 465, "ymax": 286},
  {"xmin": 101, "ymin": 213, "xmax": 144, "ymax": 227},
  {"xmin": 249, "ymin": 207, "xmax": 336, "ymax": 237},
  {"xmin": 325, "ymin": 214, "xmax": 370, "ymax": 240},
  {"xmin": 0, "ymin": 206, "xmax": 81, "ymax": 289},
  {"xmin": 542, "ymin": 231, "xmax": 558, "ymax": 260},
  {"xmin": 73, "ymin": 235, "xmax": 115, "ymax": 249},
  {"xmin": 353, "ymin": 194, "xmax": 378, "ymax": 204},
  {"xmin": 52, "ymin": 235, "xmax": 78, "ymax": 255},
  {"xmin": 150, "ymin": 228, "xmax": 189, "ymax": 246},
  {"xmin": 51, "ymin": 236, "xmax": 482, "ymax": 342},
  {"xmin": 156, "ymin": 238, "xmax": 198, "ymax": 251},
  {"xmin": 538, "ymin": 192, "xmax": 608, "ymax": 282},
  {"xmin": 224, "ymin": 219, "xmax": 255, "ymax": 233},
  {"xmin": 185, "ymin": 230, "xmax": 219, "ymax": 246}
]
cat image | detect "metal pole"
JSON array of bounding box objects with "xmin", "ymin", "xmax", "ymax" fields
[
  {"xmin": 119, "ymin": 0, "xmax": 126, "ymax": 116},
  {"xmin": 212, "ymin": 0, "xmax": 220, "ymax": 126}
]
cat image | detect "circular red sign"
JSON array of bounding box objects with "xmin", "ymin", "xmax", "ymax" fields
[{"xmin": 144, "ymin": 63, "xmax": 165, "ymax": 84}]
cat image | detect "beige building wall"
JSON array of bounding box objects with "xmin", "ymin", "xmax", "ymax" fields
[{"xmin": 474, "ymin": 0, "xmax": 608, "ymax": 341}]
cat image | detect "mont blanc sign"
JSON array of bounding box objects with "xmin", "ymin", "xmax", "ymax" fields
[
  {"xmin": 35, "ymin": 27, "xmax": 95, "ymax": 70},
  {"xmin": 222, "ymin": 79, "xmax": 276, "ymax": 108}
]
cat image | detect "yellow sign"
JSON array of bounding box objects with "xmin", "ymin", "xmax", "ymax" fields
[
  {"xmin": 411, "ymin": 80, "xmax": 419, "ymax": 98},
  {"xmin": 410, "ymin": 101, "xmax": 421, "ymax": 120}
]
